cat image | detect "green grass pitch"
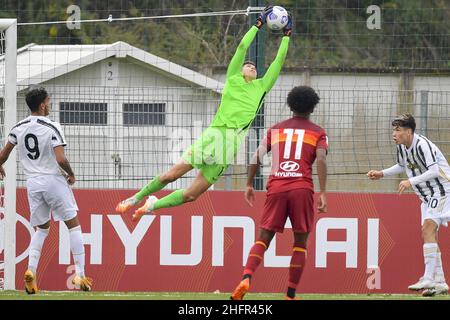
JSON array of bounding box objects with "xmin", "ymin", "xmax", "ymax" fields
[{"xmin": 1, "ymin": 290, "xmax": 449, "ymax": 300}]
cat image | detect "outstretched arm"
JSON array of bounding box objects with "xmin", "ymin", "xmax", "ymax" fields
[
  {"xmin": 261, "ymin": 14, "xmax": 292, "ymax": 91},
  {"xmin": 367, "ymin": 163, "xmax": 404, "ymax": 180},
  {"xmin": 226, "ymin": 6, "xmax": 273, "ymax": 77},
  {"xmin": 261, "ymin": 36, "xmax": 290, "ymax": 91},
  {"xmin": 226, "ymin": 26, "xmax": 259, "ymax": 78}
]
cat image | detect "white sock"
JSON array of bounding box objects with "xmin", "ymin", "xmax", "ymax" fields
[
  {"xmin": 28, "ymin": 227, "xmax": 49, "ymax": 273},
  {"xmin": 69, "ymin": 225, "xmax": 85, "ymax": 278},
  {"xmin": 434, "ymin": 251, "xmax": 446, "ymax": 283},
  {"xmin": 423, "ymin": 243, "xmax": 438, "ymax": 280}
]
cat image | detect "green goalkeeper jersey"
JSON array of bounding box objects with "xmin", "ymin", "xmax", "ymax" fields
[{"xmin": 210, "ymin": 25, "xmax": 290, "ymax": 129}]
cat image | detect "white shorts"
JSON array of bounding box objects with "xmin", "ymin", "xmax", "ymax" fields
[
  {"xmin": 421, "ymin": 196, "xmax": 450, "ymax": 227},
  {"xmin": 26, "ymin": 175, "xmax": 78, "ymax": 227}
]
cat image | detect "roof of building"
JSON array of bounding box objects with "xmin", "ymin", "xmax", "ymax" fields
[{"xmin": 0, "ymin": 41, "xmax": 223, "ymax": 93}]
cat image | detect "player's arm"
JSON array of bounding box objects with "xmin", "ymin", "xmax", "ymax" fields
[
  {"xmin": 406, "ymin": 139, "xmax": 440, "ymax": 185},
  {"xmin": 261, "ymin": 14, "xmax": 292, "ymax": 91},
  {"xmin": 247, "ymin": 147, "xmax": 265, "ymax": 185},
  {"xmin": 0, "ymin": 142, "xmax": 16, "ymax": 179},
  {"xmin": 409, "ymin": 163, "xmax": 439, "ymax": 184},
  {"xmin": 54, "ymin": 146, "xmax": 75, "ymax": 185},
  {"xmin": 316, "ymin": 148, "xmax": 327, "ymax": 213},
  {"xmin": 368, "ymin": 146, "xmax": 404, "ymax": 180},
  {"xmin": 398, "ymin": 140, "xmax": 440, "ymax": 194},
  {"xmin": 245, "ymin": 146, "xmax": 269, "ymax": 207},
  {"xmin": 398, "ymin": 163, "xmax": 440, "ymax": 194},
  {"xmin": 367, "ymin": 164, "xmax": 404, "ymax": 180},
  {"xmin": 245, "ymin": 130, "xmax": 271, "ymax": 206},
  {"xmin": 226, "ymin": 6, "xmax": 272, "ymax": 77}
]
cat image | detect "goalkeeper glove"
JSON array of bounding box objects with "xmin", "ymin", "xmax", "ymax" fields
[
  {"xmin": 255, "ymin": 5, "xmax": 273, "ymax": 29},
  {"xmin": 283, "ymin": 13, "xmax": 293, "ymax": 36}
]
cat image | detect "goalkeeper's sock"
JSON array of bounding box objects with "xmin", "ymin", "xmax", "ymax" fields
[
  {"xmin": 135, "ymin": 176, "xmax": 167, "ymax": 201},
  {"xmin": 69, "ymin": 225, "xmax": 86, "ymax": 278},
  {"xmin": 153, "ymin": 189, "xmax": 185, "ymax": 211},
  {"xmin": 28, "ymin": 227, "xmax": 49, "ymax": 273}
]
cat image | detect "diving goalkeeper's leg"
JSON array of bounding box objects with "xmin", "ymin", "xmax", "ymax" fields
[
  {"xmin": 133, "ymin": 171, "xmax": 212, "ymax": 221},
  {"xmin": 115, "ymin": 161, "xmax": 193, "ymax": 214}
]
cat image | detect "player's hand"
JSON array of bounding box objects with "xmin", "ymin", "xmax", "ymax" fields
[
  {"xmin": 0, "ymin": 166, "xmax": 5, "ymax": 179},
  {"xmin": 245, "ymin": 185, "xmax": 255, "ymax": 207},
  {"xmin": 66, "ymin": 175, "xmax": 76, "ymax": 185},
  {"xmin": 282, "ymin": 13, "xmax": 293, "ymax": 36},
  {"xmin": 317, "ymin": 192, "xmax": 327, "ymax": 213},
  {"xmin": 367, "ymin": 170, "xmax": 383, "ymax": 180},
  {"xmin": 398, "ymin": 179, "xmax": 411, "ymax": 194},
  {"xmin": 255, "ymin": 5, "xmax": 273, "ymax": 29}
]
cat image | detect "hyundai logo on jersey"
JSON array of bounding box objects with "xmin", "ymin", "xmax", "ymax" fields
[{"xmin": 280, "ymin": 161, "xmax": 300, "ymax": 172}]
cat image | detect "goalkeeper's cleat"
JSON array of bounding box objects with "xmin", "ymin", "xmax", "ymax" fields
[
  {"xmin": 230, "ymin": 278, "xmax": 250, "ymax": 300},
  {"xmin": 115, "ymin": 196, "xmax": 140, "ymax": 214},
  {"xmin": 422, "ymin": 282, "xmax": 449, "ymax": 297},
  {"xmin": 408, "ymin": 277, "xmax": 434, "ymax": 291},
  {"xmin": 72, "ymin": 275, "xmax": 93, "ymax": 292},
  {"xmin": 24, "ymin": 269, "xmax": 38, "ymax": 294},
  {"xmin": 133, "ymin": 195, "xmax": 158, "ymax": 221}
]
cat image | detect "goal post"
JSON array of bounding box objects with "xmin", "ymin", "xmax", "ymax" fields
[{"xmin": 0, "ymin": 18, "xmax": 17, "ymax": 291}]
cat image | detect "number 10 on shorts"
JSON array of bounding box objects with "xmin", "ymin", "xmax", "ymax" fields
[{"xmin": 427, "ymin": 196, "xmax": 447, "ymax": 215}]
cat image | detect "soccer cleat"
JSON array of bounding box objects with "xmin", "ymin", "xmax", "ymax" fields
[
  {"xmin": 408, "ymin": 277, "xmax": 435, "ymax": 291},
  {"xmin": 133, "ymin": 195, "xmax": 158, "ymax": 221},
  {"xmin": 230, "ymin": 278, "xmax": 250, "ymax": 300},
  {"xmin": 285, "ymin": 296, "xmax": 299, "ymax": 300},
  {"xmin": 115, "ymin": 196, "xmax": 140, "ymax": 214},
  {"xmin": 422, "ymin": 282, "xmax": 449, "ymax": 297},
  {"xmin": 72, "ymin": 275, "xmax": 93, "ymax": 292},
  {"xmin": 24, "ymin": 269, "xmax": 38, "ymax": 294}
]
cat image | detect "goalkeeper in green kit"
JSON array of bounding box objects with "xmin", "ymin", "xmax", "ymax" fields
[{"xmin": 116, "ymin": 6, "xmax": 292, "ymax": 221}]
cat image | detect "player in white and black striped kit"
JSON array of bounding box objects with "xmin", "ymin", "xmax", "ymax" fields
[
  {"xmin": 367, "ymin": 113, "xmax": 450, "ymax": 296},
  {"xmin": 0, "ymin": 87, "xmax": 92, "ymax": 294}
]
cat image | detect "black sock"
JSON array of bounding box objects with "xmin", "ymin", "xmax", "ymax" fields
[
  {"xmin": 242, "ymin": 274, "xmax": 252, "ymax": 282},
  {"xmin": 287, "ymin": 287, "xmax": 296, "ymax": 298}
]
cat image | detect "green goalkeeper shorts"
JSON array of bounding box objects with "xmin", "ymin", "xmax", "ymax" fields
[{"xmin": 181, "ymin": 126, "xmax": 246, "ymax": 184}]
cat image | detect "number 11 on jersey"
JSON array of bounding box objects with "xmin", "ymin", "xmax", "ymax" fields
[{"xmin": 283, "ymin": 129, "xmax": 305, "ymax": 160}]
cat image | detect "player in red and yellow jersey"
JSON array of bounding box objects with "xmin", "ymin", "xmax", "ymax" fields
[{"xmin": 231, "ymin": 86, "xmax": 328, "ymax": 300}]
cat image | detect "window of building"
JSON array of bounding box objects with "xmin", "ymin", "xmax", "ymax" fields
[
  {"xmin": 60, "ymin": 102, "xmax": 108, "ymax": 125},
  {"xmin": 123, "ymin": 103, "xmax": 166, "ymax": 126}
]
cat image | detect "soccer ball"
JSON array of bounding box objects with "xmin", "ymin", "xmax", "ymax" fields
[{"xmin": 266, "ymin": 6, "xmax": 289, "ymax": 30}]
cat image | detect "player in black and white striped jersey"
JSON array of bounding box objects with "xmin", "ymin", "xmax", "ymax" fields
[
  {"xmin": 0, "ymin": 87, "xmax": 92, "ymax": 294},
  {"xmin": 367, "ymin": 113, "xmax": 450, "ymax": 296}
]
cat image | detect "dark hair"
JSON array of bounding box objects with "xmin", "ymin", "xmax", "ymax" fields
[
  {"xmin": 25, "ymin": 87, "xmax": 48, "ymax": 112},
  {"xmin": 243, "ymin": 60, "xmax": 256, "ymax": 67},
  {"xmin": 392, "ymin": 113, "xmax": 416, "ymax": 132},
  {"xmin": 287, "ymin": 86, "xmax": 320, "ymax": 114}
]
